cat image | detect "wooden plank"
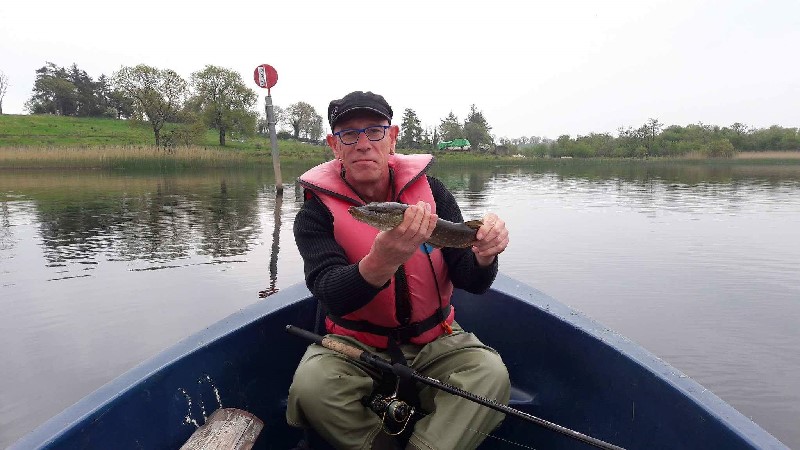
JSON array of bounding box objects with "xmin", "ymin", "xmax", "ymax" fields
[{"xmin": 180, "ymin": 408, "xmax": 264, "ymax": 450}]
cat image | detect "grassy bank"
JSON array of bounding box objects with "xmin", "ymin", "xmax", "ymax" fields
[
  {"xmin": 0, "ymin": 114, "xmax": 335, "ymax": 168},
  {"xmin": 0, "ymin": 113, "xmax": 277, "ymax": 149},
  {"xmin": 0, "ymin": 114, "xmax": 153, "ymax": 147},
  {"xmin": 3, "ymin": 114, "xmax": 800, "ymax": 169},
  {"xmin": 0, "ymin": 144, "xmax": 333, "ymax": 169}
]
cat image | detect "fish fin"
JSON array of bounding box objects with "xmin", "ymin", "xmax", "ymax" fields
[{"xmin": 464, "ymin": 220, "xmax": 484, "ymax": 230}]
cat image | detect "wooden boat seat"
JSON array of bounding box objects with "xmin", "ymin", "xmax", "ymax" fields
[{"xmin": 180, "ymin": 408, "xmax": 263, "ymax": 450}]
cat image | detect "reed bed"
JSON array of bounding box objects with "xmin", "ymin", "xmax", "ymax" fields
[
  {"xmin": 735, "ymin": 151, "xmax": 800, "ymax": 160},
  {"xmin": 0, "ymin": 145, "xmax": 295, "ymax": 169}
]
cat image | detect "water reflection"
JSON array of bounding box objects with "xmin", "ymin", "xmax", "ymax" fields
[
  {"xmin": 429, "ymin": 167, "xmax": 492, "ymax": 211},
  {"xmin": 259, "ymin": 192, "xmax": 283, "ymax": 298},
  {"xmin": 429, "ymin": 161, "xmax": 800, "ymax": 218},
  {"xmin": 0, "ymin": 201, "xmax": 12, "ymax": 250},
  {"xmin": 197, "ymin": 177, "xmax": 261, "ymax": 258},
  {"xmin": 0, "ymin": 201, "xmax": 15, "ymax": 287},
  {"xmin": 5, "ymin": 162, "xmax": 797, "ymax": 278},
  {"xmin": 0, "ymin": 170, "xmax": 289, "ymax": 280}
]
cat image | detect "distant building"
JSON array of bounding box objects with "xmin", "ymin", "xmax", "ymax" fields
[{"xmin": 437, "ymin": 138, "xmax": 471, "ymax": 151}]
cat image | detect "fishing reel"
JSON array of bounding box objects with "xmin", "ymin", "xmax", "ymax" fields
[
  {"xmin": 363, "ymin": 393, "xmax": 419, "ymax": 436},
  {"xmin": 367, "ymin": 393, "xmax": 414, "ymax": 423}
]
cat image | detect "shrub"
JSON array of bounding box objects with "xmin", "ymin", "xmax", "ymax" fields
[{"xmin": 707, "ymin": 139, "xmax": 736, "ymax": 158}]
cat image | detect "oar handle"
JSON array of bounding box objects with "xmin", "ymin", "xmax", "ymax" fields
[{"xmin": 285, "ymin": 325, "xmax": 625, "ymax": 450}]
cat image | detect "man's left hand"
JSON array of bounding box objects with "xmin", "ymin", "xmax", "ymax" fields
[{"xmin": 472, "ymin": 213, "xmax": 508, "ymax": 267}]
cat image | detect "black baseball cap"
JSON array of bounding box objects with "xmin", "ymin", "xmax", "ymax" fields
[{"xmin": 328, "ymin": 91, "xmax": 393, "ymax": 130}]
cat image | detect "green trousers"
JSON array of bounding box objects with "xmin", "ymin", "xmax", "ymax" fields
[{"xmin": 286, "ymin": 323, "xmax": 511, "ymax": 450}]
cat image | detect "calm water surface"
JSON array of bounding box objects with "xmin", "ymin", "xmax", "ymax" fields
[{"xmin": 1, "ymin": 161, "xmax": 798, "ymax": 448}]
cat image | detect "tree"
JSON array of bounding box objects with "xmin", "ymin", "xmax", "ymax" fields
[
  {"xmin": 463, "ymin": 104, "xmax": 493, "ymax": 151},
  {"xmin": 642, "ymin": 118, "xmax": 663, "ymax": 155},
  {"xmin": 25, "ymin": 62, "xmax": 109, "ymax": 116},
  {"xmin": 94, "ymin": 74, "xmax": 114, "ymax": 117},
  {"xmin": 114, "ymin": 64, "xmax": 188, "ymax": 146},
  {"xmin": 190, "ymin": 65, "xmax": 258, "ymax": 146},
  {"xmin": 707, "ymin": 139, "xmax": 736, "ymax": 158},
  {"xmin": 438, "ymin": 112, "xmax": 462, "ymax": 142},
  {"xmin": 307, "ymin": 113, "xmax": 324, "ymax": 141},
  {"xmin": 26, "ymin": 62, "xmax": 77, "ymax": 115},
  {"xmin": 283, "ymin": 101, "xmax": 323, "ymax": 140},
  {"xmin": 258, "ymin": 105, "xmax": 287, "ymax": 135},
  {"xmin": 68, "ymin": 63, "xmax": 103, "ymax": 117},
  {"xmin": 105, "ymin": 86, "xmax": 135, "ymax": 119},
  {"xmin": 0, "ymin": 70, "xmax": 8, "ymax": 114},
  {"xmin": 730, "ymin": 122, "xmax": 749, "ymax": 136},
  {"xmin": 399, "ymin": 108, "xmax": 424, "ymax": 149},
  {"xmin": 24, "ymin": 63, "xmax": 127, "ymax": 118},
  {"xmin": 420, "ymin": 126, "xmax": 435, "ymax": 149},
  {"xmin": 257, "ymin": 114, "xmax": 268, "ymax": 134},
  {"xmin": 496, "ymin": 137, "xmax": 516, "ymax": 156}
]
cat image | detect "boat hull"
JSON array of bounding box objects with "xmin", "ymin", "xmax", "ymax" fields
[{"xmin": 12, "ymin": 274, "xmax": 787, "ymax": 449}]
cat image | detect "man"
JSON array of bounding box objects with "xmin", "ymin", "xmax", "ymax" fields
[{"xmin": 287, "ymin": 90, "xmax": 510, "ymax": 450}]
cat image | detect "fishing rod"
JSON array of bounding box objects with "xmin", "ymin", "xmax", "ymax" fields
[{"xmin": 285, "ymin": 325, "xmax": 625, "ymax": 450}]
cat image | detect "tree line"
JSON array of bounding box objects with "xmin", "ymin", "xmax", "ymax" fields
[
  {"xmin": 10, "ymin": 62, "xmax": 497, "ymax": 151},
  {"xmin": 17, "ymin": 62, "xmax": 326, "ymax": 147},
  {"xmin": 6, "ymin": 63, "xmax": 799, "ymax": 156},
  {"xmin": 500, "ymin": 119, "xmax": 800, "ymax": 158},
  {"xmin": 398, "ymin": 105, "xmax": 494, "ymax": 152}
]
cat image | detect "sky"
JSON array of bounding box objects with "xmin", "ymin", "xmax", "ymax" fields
[{"xmin": 1, "ymin": 0, "xmax": 798, "ymax": 140}]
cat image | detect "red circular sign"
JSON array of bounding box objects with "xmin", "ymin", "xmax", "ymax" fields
[{"xmin": 253, "ymin": 64, "xmax": 278, "ymax": 89}]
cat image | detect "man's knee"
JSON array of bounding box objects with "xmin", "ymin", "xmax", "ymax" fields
[
  {"xmin": 289, "ymin": 353, "xmax": 375, "ymax": 416},
  {"xmin": 478, "ymin": 349, "xmax": 508, "ymax": 375},
  {"xmin": 458, "ymin": 348, "xmax": 511, "ymax": 400},
  {"xmin": 289, "ymin": 355, "xmax": 331, "ymax": 400},
  {"xmin": 483, "ymin": 350, "xmax": 510, "ymax": 389}
]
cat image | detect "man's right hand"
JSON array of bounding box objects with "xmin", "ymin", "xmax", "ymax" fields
[{"xmin": 358, "ymin": 201, "xmax": 438, "ymax": 288}]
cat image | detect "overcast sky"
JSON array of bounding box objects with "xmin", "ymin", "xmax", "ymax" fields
[{"xmin": 1, "ymin": 0, "xmax": 798, "ymax": 139}]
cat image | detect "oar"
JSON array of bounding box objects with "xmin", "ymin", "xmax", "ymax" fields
[{"xmin": 286, "ymin": 325, "xmax": 625, "ymax": 450}]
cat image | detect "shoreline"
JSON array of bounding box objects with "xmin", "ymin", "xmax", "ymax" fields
[{"xmin": 2, "ymin": 145, "xmax": 800, "ymax": 170}]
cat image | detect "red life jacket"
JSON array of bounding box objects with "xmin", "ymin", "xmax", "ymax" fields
[{"xmin": 298, "ymin": 154, "xmax": 455, "ymax": 348}]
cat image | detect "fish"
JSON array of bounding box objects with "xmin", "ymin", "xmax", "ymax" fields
[{"xmin": 348, "ymin": 202, "xmax": 483, "ymax": 249}]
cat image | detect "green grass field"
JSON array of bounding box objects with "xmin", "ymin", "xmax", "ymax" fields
[
  {"xmin": 0, "ymin": 114, "xmax": 321, "ymax": 150},
  {"xmin": 0, "ymin": 114, "xmax": 335, "ymax": 168},
  {"xmin": 0, "ymin": 114, "xmax": 155, "ymax": 147},
  {"xmin": 2, "ymin": 114, "xmax": 799, "ymax": 169}
]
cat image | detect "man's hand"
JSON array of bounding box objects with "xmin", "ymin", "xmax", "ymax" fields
[
  {"xmin": 472, "ymin": 212, "xmax": 509, "ymax": 267},
  {"xmin": 359, "ymin": 201, "xmax": 438, "ymax": 287}
]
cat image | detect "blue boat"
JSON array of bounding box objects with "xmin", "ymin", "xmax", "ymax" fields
[{"xmin": 12, "ymin": 274, "xmax": 787, "ymax": 449}]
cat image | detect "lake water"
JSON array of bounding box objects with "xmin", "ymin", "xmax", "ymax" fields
[{"xmin": 1, "ymin": 160, "xmax": 798, "ymax": 448}]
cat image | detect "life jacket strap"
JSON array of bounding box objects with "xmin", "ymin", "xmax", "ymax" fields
[{"xmin": 327, "ymin": 305, "xmax": 451, "ymax": 344}]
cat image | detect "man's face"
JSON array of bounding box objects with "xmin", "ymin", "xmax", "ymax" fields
[{"xmin": 326, "ymin": 112, "xmax": 399, "ymax": 188}]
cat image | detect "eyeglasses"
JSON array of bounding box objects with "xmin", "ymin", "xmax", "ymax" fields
[{"xmin": 333, "ymin": 125, "xmax": 390, "ymax": 145}]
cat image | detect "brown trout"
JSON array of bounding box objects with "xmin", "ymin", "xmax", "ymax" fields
[{"xmin": 348, "ymin": 202, "xmax": 483, "ymax": 248}]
